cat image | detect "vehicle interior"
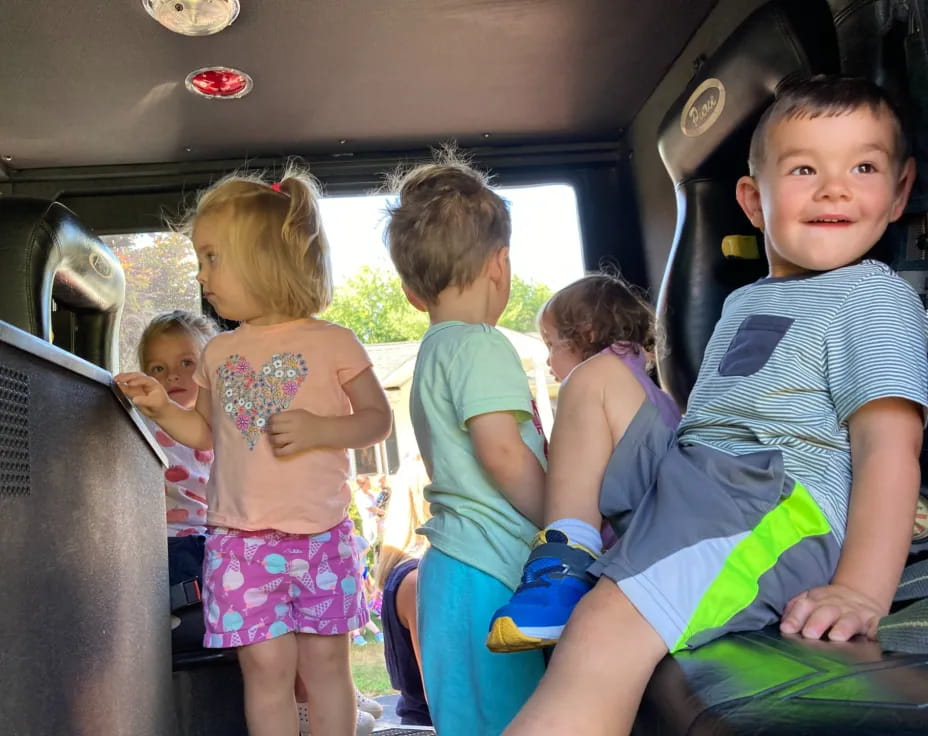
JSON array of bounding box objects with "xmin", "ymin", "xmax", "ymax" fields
[{"xmin": 1, "ymin": 0, "xmax": 927, "ymax": 734}]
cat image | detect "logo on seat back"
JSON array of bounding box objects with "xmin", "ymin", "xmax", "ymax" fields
[
  {"xmin": 680, "ymin": 78, "xmax": 726, "ymax": 138},
  {"xmin": 89, "ymin": 252, "xmax": 113, "ymax": 279}
]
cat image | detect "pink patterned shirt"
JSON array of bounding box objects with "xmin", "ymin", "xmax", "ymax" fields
[{"xmin": 145, "ymin": 417, "xmax": 213, "ymax": 537}]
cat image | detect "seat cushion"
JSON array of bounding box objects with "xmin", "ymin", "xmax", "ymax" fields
[{"xmin": 636, "ymin": 626, "xmax": 928, "ymax": 734}]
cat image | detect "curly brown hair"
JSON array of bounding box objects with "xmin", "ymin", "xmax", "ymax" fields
[{"xmin": 542, "ymin": 274, "xmax": 656, "ymax": 361}]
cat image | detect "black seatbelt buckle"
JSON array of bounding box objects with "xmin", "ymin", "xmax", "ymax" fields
[{"xmin": 170, "ymin": 578, "xmax": 202, "ymax": 612}]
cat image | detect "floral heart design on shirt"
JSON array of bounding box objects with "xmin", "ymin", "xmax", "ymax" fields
[{"xmin": 217, "ymin": 353, "xmax": 308, "ymax": 450}]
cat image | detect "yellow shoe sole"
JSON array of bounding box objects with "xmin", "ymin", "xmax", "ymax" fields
[{"xmin": 486, "ymin": 616, "xmax": 556, "ymax": 653}]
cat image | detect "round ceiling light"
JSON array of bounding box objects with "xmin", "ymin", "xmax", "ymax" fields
[
  {"xmin": 143, "ymin": 0, "xmax": 240, "ymax": 36},
  {"xmin": 185, "ymin": 67, "xmax": 253, "ymax": 99}
]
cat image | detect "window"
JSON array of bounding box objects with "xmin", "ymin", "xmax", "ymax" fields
[
  {"xmin": 103, "ymin": 183, "xmax": 582, "ymax": 457},
  {"xmin": 101, "ymin": 232, "xmax": 200, "ymax": 372}
]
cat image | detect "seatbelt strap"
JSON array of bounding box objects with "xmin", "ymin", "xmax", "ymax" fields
[
  {"xmin": 879, "ymin": 558, "xmax": 928, "ymax": 653},
  {"xmin": 170, "ymin": 578, "xmax": 201, "ymax": 612}
]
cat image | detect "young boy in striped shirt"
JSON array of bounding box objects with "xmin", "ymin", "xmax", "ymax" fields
[{"xmin": 495, "ymin": 75, "xmax": 928, "ymax": 736}]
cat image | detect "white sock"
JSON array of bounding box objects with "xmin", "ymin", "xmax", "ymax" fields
[{"xmin": 548, "ymin": 518, "xmax": 602, "ymax": 555}]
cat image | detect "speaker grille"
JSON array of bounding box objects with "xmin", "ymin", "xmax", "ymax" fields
[{"xmin": 0, "ymin": 365, "xmax": 30, "ymax": 496}]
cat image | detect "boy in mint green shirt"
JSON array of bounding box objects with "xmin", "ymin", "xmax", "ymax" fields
[{"xmin": 386, "ymin": 157, "xmax": 547, "ymax": 736}]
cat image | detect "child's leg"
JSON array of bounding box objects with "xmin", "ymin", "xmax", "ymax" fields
[
  {"xmin": 236, "ymin": 634, "xmax": 299, "ymax": 736},
  {"xmin": 295, "ymin": 633, "xmax": 356, "ymax": 736},
  {"xmin": 419, "ymin": 547, "xmax": 546, "ymax": 736},
  {"xmin": 290, "ymin": 517, "xmax": 370, "ymax": 734},
  {"xmin": 545, "ymin": 356, "xmax": 646, "ymax": 527},
  {"xmin": 504, "ymin": 579, "xmax": 666, "ymax": 736},
  {"xmin": 488, "ymin": 357, "xmax": 647, "ymax": 652}
]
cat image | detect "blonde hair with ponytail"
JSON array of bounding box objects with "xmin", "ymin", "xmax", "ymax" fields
[
  {"xmin": 373, "ymin": 454, "xmax": 431, "ymax": 592},
  {"xmin": 183, "ymin": 164, "xmax": 333, "ymax": 318}
]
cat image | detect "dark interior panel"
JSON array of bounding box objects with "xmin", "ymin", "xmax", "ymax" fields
[{"xmin": 0, "ymin": 323, "xmax": 170, "ymax": 736}]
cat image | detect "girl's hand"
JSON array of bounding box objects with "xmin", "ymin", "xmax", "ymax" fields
[
  {"xmin": 779, "ymin": 583, "xmax": 885, "ymax": 641},
  {"xmin": 267, "ymin": 408, "xmax": 327, "ymax": 456},
  {"xmin": 114, "ymin": 372, "xmax": 171, "ymax": 418}
]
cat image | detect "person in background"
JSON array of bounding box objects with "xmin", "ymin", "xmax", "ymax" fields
[
  {"xmin": 136, "ymin": 310, "xmax": 217, "ymax": 648},
  {"xmin": 374, "ymin": 454, "xmax": 432, "ymax": 727},
  {"xmin": 354, "ymin": 475, "xmax": 382, "ymax": 545}
]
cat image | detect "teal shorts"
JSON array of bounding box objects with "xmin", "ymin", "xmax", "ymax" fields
[
  {"xmin": 591, "ymin": 401, "xmax": 842, "ymax": 652},
  {"xmin": 418, "ymin": 547, "xmax": 545, "ymax": 736}
]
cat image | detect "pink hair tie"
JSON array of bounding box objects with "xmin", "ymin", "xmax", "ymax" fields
[{"xmin": 270, "ymin": 182, "xmax": 282, "ymax": 192}]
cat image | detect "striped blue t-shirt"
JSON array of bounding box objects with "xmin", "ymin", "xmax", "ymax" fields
[{"xmin": 678, "ymin": 260, "xmax": 928, "ymax": 541}]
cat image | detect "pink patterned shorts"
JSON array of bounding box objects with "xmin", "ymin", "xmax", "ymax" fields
[{"xmin": 201, "ymin": 517, "xmax": 368, "ymax": 648}]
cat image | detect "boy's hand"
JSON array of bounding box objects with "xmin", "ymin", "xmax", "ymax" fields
[
  {"xmin": 779, "ymin": 583, "xmax": 884, "ymax": 641},
  {"xmin": 267, "ymin": 408, "xmax": 327, "ymax": 456},
  {"xmin": 114, "ymin": 372, "xmax": 170, "ymax": 418}
]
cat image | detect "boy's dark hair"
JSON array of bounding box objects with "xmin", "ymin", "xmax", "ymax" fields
[
  {"xmin": 543, "ymin": 274, "xmax": 656, "ymax": 361},
  {"xmin": 385, "ymin": 148, "xmax": 511, "ymax": 305},
  {"xmin": 748, "ymin": 74, "xmax": 908, "ymax": 175}
]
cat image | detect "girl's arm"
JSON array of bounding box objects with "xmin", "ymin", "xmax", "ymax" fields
[
  {"xmin": 780, "ymin": 396, "xmax": 922, "ymax": 641},
  {"xmin": 267, "ymin": 367, "xmax": 392, "ymax": 456},
  {"xmin": 468, "ymin": 411, "xmax": 545, "ymax": 527},
  {"xmin": 115, "ymin": 372, "xmax": 213, "ymax": 450},
  {"xmin": 396, "ymin": 568, "xmax": 424, "ymax": 683}
]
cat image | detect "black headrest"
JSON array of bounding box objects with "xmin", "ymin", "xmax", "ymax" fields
[
  {"xmin": 658, "ymin": 1, "xmax": 839, "ymax": 184},
  {"xmin": 0, "ymin": 197, "xmax": 125, "ymax": 372},
  {"xmin": 654, "ymin": 1, "xmax": 839, "ymax": 407}
]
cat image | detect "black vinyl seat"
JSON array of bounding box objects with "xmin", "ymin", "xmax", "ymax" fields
[
  {"xmin": 637, "ymin": 626, "xmax": 928, "ymax": 735},
  {"xmin": 0, "ymin": 197, "xmax": 124, "ymax": 372}
]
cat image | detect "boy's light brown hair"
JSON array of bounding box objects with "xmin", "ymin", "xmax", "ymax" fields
[
  {"xmin": 138, "ymin": 310, "xmax": 219, "ymax": 371},
  {"xmin": 385, "ymin": 151, "xmax": 511, "ymax": 305},
  {"xmin": 181, "ymin": 164, "xmax": 333, "ymax": 318},
  {"xmin": 748, "ymin": 74, "xmax": 909, "ymax": 176},
  {"xmin": 543, "ymin": 274, "xmax": 657, "ymax": 361}
]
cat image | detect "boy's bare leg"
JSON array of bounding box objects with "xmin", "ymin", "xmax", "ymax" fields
[
  {"xmin": 487, "ymin": 357, "xmax": 647, "ymax": 652},
  {"xmin": 545, "ymin": 355, "xmax": 646, "ymax": 526},
  {"xmin": 503, "ymin": 579, "xmax": 666, "ymax": 736}
]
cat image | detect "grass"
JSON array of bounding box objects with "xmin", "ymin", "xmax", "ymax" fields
[{"xmin": 350, "ymin": 615, "xmax": 397, "ymax": 697}]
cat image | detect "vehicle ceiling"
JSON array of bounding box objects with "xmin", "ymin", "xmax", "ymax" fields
[{"xmin": 0, "ymin": 0, "xmax": 718, "ymax": 172}]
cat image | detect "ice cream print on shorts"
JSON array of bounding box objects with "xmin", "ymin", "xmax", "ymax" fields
[
  {"xmin": 217, "ymin": 352, "xmax": 308, "ymax": 449},
  {"xmin": 201, "ymin": 518, "xmax": 368, "ymax": 647}
]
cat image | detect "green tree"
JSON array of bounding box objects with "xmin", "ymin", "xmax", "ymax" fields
[
  {"xmin": 498, "ymin": 276, "xmax": 552, "ymax": 333},
  {"xmin": 323, "ymin": 266, "xmax": 429, "ymax": 343},
  {"xmin": 324, "ymin": 267, "xmax": 552, "ymax": 343},
  {"xmin": 105, "ymin": 231, "xmax": 200, "ymax": 370}
]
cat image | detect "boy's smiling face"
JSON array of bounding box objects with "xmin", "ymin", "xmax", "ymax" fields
[{"xmin": 737, "ymin": 107, "xmax": 914, "ymax": 278}]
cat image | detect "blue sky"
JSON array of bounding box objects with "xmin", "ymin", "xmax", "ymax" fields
[{"xmin": 320, "ymin": 184, "xmax": 586, "ymax": 290}]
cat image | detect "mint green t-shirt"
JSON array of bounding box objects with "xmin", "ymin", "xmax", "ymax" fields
[{"xmin": 411, "ymin": 321, "xmax": 546, "ymax": 591}]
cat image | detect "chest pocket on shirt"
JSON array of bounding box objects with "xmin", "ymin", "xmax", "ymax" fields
[{"xmin": 718, "ymin": 315, "xmax": 794, "ymax": 377}]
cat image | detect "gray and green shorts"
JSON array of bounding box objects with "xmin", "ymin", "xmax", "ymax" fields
[{"xmin": 589, "ymin": 401, "xmax": 841, "ymax": 653}]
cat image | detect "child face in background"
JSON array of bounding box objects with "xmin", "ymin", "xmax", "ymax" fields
[
  {"xmin": 539, "ymin": 310, "xmax": 585, "ymax": 382},
  {"xmin": 143, "ymin": 331, "xmax": 201, "ymax": 409},
  {"xmin": 738, "ymin": 107, "xmax": 913, "ymax": 278}
]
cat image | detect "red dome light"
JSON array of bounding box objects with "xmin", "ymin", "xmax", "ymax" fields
[{"xmin": 185, "ymin": 67, "xmax": 253, "ymax": 99}]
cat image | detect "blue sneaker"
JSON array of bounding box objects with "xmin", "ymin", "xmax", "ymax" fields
[{"xmin": 486, "ymin": 529, "xmax": 596, "ymax": 652}]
